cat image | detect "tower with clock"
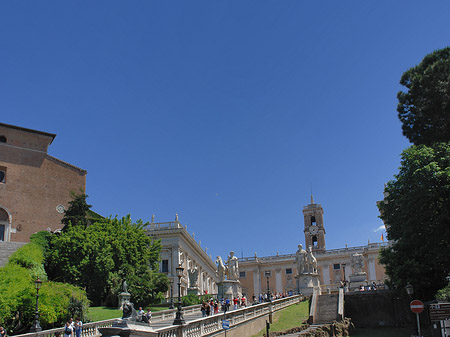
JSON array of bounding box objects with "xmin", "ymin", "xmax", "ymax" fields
[{"xmin": 303, "ymin": 195, "xmax": 326, "ymax": 252}]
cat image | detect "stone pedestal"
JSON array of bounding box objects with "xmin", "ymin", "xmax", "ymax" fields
[
  {"xmin": 296, "ymin": 273, "xmax": 321, "ymax": 296},
  {"xmin": 118, "ymin": 292, "xmax": 131, "ymax": 309},
  {"xmin": 218, "ymin": 280, "xmax": 242, "ymax": 300},
  {"xmin": 187, "ymin": 287, "xmax": 200, "ymax": 295},
  {"xmin": 348, "ymin": 273, "xmax": 367, "ymax": 291}
]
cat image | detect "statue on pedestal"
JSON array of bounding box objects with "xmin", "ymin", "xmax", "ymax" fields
[
  {"xmin": 351, "ymin": 252, "xmax": 365, "ymax": 275},
  {"xmin": 188, "ymin": 267, "xmax": 199, "ymax": 287},
  {"xmin": 216, "ymin": 256, "xmax": 227, "ymax": 282},
  {"xmin": 305, "ymin": 246, "xmax": 318, "ymax": 274},
  {"xmin": 226, "ymin": 251, "xmax": 239, "ymax": 280},
  {"xmin": 295, "ymin": 244, "xmax": 307, "ymax": 275}
]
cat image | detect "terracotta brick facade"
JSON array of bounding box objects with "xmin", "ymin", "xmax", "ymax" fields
[{"xmin": 0, "ymin": 123, "xmax": 86, "ymax": 242}]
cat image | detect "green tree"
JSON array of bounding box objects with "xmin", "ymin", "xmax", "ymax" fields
[
  {"xmin": 46, "ymin": 215, "xmax": 168, "ymax": 306},
  {"xmin": 397, "ymin": 47, "xmax": 450, "ymax": 145},
  {"xmin": 379, "ymin": 143, "xmax": 450, "ymax": 300},
  {"xmin": 61, "ymin": 192, "xmax": 92, "ymax": 231}
]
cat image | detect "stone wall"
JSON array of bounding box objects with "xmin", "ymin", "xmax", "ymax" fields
[{"xmin": 344, "ymin": 290, "xmax": 413, "ymax": 328}]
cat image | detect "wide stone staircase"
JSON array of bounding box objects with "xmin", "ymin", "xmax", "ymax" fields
[
  {"xmin": 314, "ymin": 293, "xmax": 339, "ymax": 324},
  {"xmin": 0, "ymin": 241, "xmax": 26, "ymax": 267}
]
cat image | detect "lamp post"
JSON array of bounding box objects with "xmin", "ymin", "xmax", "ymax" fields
[
  {"xmin": 30, "ymin": 278, "xmax": 42, "ymax": 332},
  {"xmin": 173, "ymin": 265, "xmax": 185, "ymax": 325},
  {"xmin": 265, "ymin": 271, "xmax": 271, "ymax": 302},
  {"xmin": 169, "ymin": 278, "xmax": 174, "ymax": 309},
  {"xmin": 342, "ymin": 263, "xmax": 347, "ymax": 291},
  {"xmin": 405, "ymin": 282, "xmax": 413, "ymax": 297}
]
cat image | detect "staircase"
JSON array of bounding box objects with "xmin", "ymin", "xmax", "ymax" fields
[
  {"xmin": 314, "ymin": 293, "xmax": 339, "ymax": 324},
  {"xmin": 0, "ymin": 241, "xmax": 26, "ymax": 267}
]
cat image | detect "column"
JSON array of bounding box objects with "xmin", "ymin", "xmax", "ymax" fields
[
  {"xmin": 322, "ymin": 264, "xmax": 330, "ymax": 285},
  {"xmin": 253, "ymin": 269, "xmax": 261, "ymax": 295},
  {"xmin": 275, "ymin": 269, "xmax": 282, "ymax": 293},
  {"xmin": 368, "ymin": 259, "xmax": 376, "ymax": 282}
]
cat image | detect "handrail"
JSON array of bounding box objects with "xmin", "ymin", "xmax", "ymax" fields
[
  {"xmin": 338, "ymin": 288, "xmax": 344, "ymax": 321},
  {"xmin": 309, "ymin": 289, "xmax": 319, "ymax": 324}
]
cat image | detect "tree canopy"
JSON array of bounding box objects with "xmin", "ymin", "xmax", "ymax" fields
[
  {"xmin": 61, "ymin": 192, "xmax": 92, "ymax": 231},
  {"xmin": 46, "ymin": 215, "xmax": 168, "ymax": 306},
  {"xmin": 379, "ymin": 143, "xmax": 450, "ymax": 300},
  {"xmin": 397, "ymin": 47, "xmax": 450, "ymax": 145}
]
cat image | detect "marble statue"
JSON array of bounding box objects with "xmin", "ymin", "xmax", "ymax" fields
[
  {"xmin": 226, "ymin": 251, "xmax": 239, "ymax": 280},
  {"xmin": 295, "ymin": 244, "xmax": 307, "ymax": 275},
  {"xmin": 305, "ymin": 246, "xmax": 318, "ymax": 274},
  {"xmin": 351, "ymin": 252, "xmax": 365, "ymax": 274},
  {"xmin": 216, "ymin": 256, "xmax": 227, "ymax": 282},
  {"xmin": 123, "ymin": 280, "xmax": 128, "ymax": 293},
  {"xmin": 189, "ymin": 267, "xmax": 199, "ymax": 287}
]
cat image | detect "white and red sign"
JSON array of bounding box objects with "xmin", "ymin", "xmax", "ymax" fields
[{"xmin": 410, "ymin": 300, "xmax": 424, "ymax": 313}]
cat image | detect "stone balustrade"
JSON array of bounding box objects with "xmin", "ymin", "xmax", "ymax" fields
[{"xmin": 146, "ymin": 222, "xmax": 183, "ymax": 231}]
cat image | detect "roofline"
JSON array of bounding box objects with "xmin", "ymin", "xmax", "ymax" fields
[
  {"xmin": 46, "ymin": 155, "xmax": 87, "ymax": 175},
  {"xmin": 0, "ymin": 122, "xmax": 56, "ymax": 144}
]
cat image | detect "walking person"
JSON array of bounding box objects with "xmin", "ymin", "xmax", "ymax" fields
[{"xmin": 75, "ymin": 318, "xmax": 82, "ymax": 337}]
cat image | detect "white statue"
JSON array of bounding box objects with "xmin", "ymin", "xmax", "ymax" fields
[
  {"xmin": 295, "ymin": 244, "xmax": 307, "ymax": 275},
  {"xmin": 306, "ymin": 246, "xmax": 318, "ymax": 274},
  {"xmin": 351, "ymin": 252, "xmax": 365, "ymax": 274},
  {"xmin": 226, "ymin": 251, "xmax": 239, "ymax": 280},
  {"xmin": 216, "ymin": 256, "xmax": 227, "ymax": 282}
]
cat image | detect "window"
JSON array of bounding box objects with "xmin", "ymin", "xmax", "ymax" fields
[
  {"xmin": 0, "ymin": 136, "xmax": 6, "ymax": 143},
  {"xmin": 0, "ymin": 167, "xmax": 5, "ymax": 183},
  {"xmin": 311, "ymin": 216, "xmax": 316, "ymax": 225},
  {"xmin": 161, "ymin": 260, "xmax": 169, "ymax": 273},
  {"xmin": 312, "ymin": 235, "xmax": 318, "ymax": 248},
  {"xmin": 239, "ymin": 271, "xmax": 246, "ymax": 278},
  {"xmin": 333, "ymin": 264, "xmax": 340, "ymax": 270},
  {"xmin": 285, "ymin": 268, "xmax": 292, "ymax": 274},
  {"xmin": 0, "ymin": 208, "xmax": 8, "ymax": 242}
]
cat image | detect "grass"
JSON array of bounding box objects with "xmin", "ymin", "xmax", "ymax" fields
[
  {"xmin": 252, "ymin": 300, "xmax": 310, "ymax": 337},
  {"xmin": 87, "ymin": 306, "xmax": 169, "ymax": 322}
]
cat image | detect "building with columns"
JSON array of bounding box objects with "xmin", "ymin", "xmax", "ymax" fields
[
  {"xmin": 146, "ymin": 216, "xmax": 219, "ymax": 299},
  {"xmin": 238, "ymin": 197, "xmax": 387, "ymax": 297}
]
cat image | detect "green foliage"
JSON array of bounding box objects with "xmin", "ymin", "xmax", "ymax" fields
[
  {"xmin": 397, "ymin": 47, "xmax": 450, "ymax": 145},
  {"xmin": 379, "ymin": 143, "xmax": 450, "ymax": 300},
  {"xmin": 61, "ymin": 192, "xmax": 92, "ymax": 231},
  {"xmin": 30, "ymin": 231, "xmax": 52, "ymax": 253},
  {"xmin": 436, "ymin": 284, "xmax": 450, "ymax": 302},
  {"xmin": 0, "ymin": 244, "xmax": 89, "ymax": 334},
  {"xmin": 181, "ymin": 294, "xmax": 211, "ymax": 306},
  {"xmin": 46, "ymin": 215, "xmax": 168, "ymax": 306}
]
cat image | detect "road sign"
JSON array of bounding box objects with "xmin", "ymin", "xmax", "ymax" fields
[
  {"xmin": 430, "ymin": 303, "xmax": 450, "ymax": 321},
  {"xmin": 410, "ymin": 300, "xmax": 424, "ymax": 313},
  {"xmin": 222, "ymin": 320, "xmax": 230, "ymax": 330}
]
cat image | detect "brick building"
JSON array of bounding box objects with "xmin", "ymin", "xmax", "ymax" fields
[{"xmin": 0, "ymin": 123, "xmax": 86, "ymax": 242}]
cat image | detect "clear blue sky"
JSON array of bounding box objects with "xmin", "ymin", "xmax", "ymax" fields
[{"xmin": 1, "ymin": 1, "xmax": 448, "ymax": 260}]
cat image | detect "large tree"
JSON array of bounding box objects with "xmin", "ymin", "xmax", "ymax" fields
[
  {"xmin": 46, "ymin": 215, "xmax": 168, "ymax": 306},
  {"xmin": 379, "ymin": 143, "xmax": 450, "ymax": 300},
  {"xmin": 397, "ymin": 47, "xmax": 450, "ymax": 145}
]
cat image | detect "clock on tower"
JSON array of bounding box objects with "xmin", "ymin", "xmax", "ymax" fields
[{"xmin": 303, "ymin": 195, "xmax": 326, "ymax": 252}]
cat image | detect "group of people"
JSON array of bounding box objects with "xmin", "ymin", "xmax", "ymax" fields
[
  {"xmin": 200, "ymin": 296, "xmax": 248, "ymax": 317},
  {"xmin": 63, "ymin": 318, "xmax": 82, "ymax": 337},
  {"xmin": 137, "ymin": 307, "xmax": 152, "ymax": 324}
]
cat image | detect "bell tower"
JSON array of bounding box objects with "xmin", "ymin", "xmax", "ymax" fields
[{"xmin": 303, "ymin": 195, "xmax": 326, "ymax": 252}]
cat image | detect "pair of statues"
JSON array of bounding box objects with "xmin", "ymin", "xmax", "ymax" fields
[
  {"xmin": 295, "ymin": 244, "xmax": 317, "ymax": 274},
  {"xmin": 216, "ymin": 251, "xmax": 239, "ymax": 282}
]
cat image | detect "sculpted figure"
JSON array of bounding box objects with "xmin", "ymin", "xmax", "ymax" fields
[
  {"xmin": 216, "ymin": 256, "xmax": 227, "ymax": 282},
  {"xmin": 351, "ymin": 252, "xmax": 365, "ymax": 274},
  {"xmin": 189, "ymin": 267, "xmax": 199, "ymax": 287},
  {"xmin": 226, "ymin": 251, "xmax": 239, "ymax": 280},
  {"xmin": 306, "ymin": 246, "xmax": 318, "ymax": 274},
  {"xmin": 295, "ymin": 244, "xmax": 307, "ymax": 275},
  {"xmin": 123, "ymin": 280, "xmax": 128, "ymax": 293}
]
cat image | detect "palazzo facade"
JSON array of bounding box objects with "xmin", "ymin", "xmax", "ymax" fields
[
  {"xmin": 146, "ymin": 216, "xmax": 219, "ymax": 299},
  {"xmin": 238, "ymin": 197, "xmax": 387, "ymax": 297}
]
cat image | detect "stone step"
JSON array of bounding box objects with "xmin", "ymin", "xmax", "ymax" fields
[{"xmin": 0, "ymin": 242, "xmax": 27, "ymax": 267}]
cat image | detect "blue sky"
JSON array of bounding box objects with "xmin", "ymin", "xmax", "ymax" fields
[{"xmin": 1, "ymin": 1, "xmax": 448, "ymax": 260}]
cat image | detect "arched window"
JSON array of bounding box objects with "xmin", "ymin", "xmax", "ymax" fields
[
  {"xmin": 0, "ymin": 136, "xmax": 6, "ymax": 143},
  {"xmin": 311, "ymin": 216, "xmax": 316, "ymax": 226}
]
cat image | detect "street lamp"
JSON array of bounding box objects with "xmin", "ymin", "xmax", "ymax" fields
[
  {"xmin": 169, "ymin": 278, "xmax": 174, "ymax": 309},
  {"xmin": 30, "ymin": 278, "xmax": 42, "ymax": 332},
  {"xmin": 265, "ymin": 271, "xmax": 271, "ymax": 302},
  {"xmin": 405, "ymin": 282, "xmax": 414, "ymax": 297},
  {"xmin": 173, "ymin": 265, "xmax": 185, "ymax": 325}
]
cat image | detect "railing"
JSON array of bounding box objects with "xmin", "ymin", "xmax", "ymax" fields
[
  {"xmin": 146, "ymin": 222, "xmax": 183, "ymax": 231},
  {"xmin": 337, "ymin": 288, "xmax": 344, "ymax": 321},
  {"xmin": 153, "ymin": 295, "xmax": 301, "ymax": 337},
  {"xmin": 11, "ymin": 305, "xmax": 203, "ymax": 337}
]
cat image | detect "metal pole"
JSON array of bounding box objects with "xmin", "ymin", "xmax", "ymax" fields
[{"xmin": 416, "ymin": 312, "xmax": 421, "ymax": 337}]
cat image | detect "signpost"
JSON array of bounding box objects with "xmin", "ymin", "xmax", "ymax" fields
[
  {"xmin": 222, "ymin": 319, "xmax": 230, "ymax": 337},
  {"xmin": 430, "ymin": 303, "xmax": 450, "ymax": 337},
  {"xmin": 410, "ymin": 300, "xmax": 424, "ymax": 336}
]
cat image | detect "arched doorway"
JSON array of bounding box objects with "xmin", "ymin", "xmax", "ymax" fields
[{"xmin": 0, "ymin": 207, "xmax": 11, "ymax": 242}]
